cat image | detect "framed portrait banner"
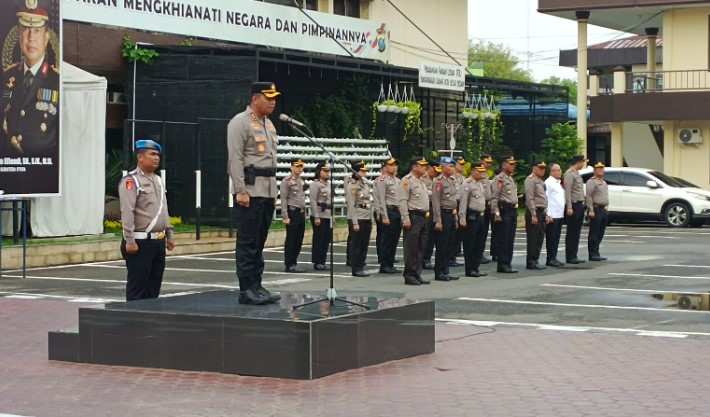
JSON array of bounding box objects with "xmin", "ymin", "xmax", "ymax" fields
[{"xmin": 1, "ymin": 0, "xmax": 61, "ymax": 196}]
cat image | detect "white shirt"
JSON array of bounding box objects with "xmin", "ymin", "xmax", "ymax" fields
[
  {"xmin": 545, "ymin": 176, "xmax": 565, "ymax": 219},
  {"xmin": 23, "ymin": 56, "xmax": 46, "ymax": 77}
]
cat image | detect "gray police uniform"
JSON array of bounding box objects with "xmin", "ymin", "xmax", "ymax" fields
[
  {"xmin": 450, "ymin": 172, "xmax": 466, "ymax": 262},
  {"xmin": 585, "ymin": 177, "xmax": 610, "ymax": 259},
  {"xmin": 431, "ymin": 174, "xmax": 459, "ymax": 280},
  {"xmin": 118, "ymin": 169, "xmax": 174, "ymax": 301},
  {"xmin": 491, "ymin": 173, "xmax": 518, "ymax": 270},
  {"xmin": 227, "ymin": 105, "xmax": 278, "ymax": 292},
  {"xmin": 374, "ymin": 174, "xmax": 402, "ymax": 271},
  {"xmin": 564, "ymin": 167, "xmax": 585, "ymax": 262},
  {"xmin": 309, "ymin": 178, "xmax": 331, "ymax": 267},
  {"xmin": 280, "ymin": 174, "xmax": 306, "ymax": 269},
  {"xmin": 459, "ymin": 177, "xmax": 487, "ymax": 274},
  {"xmin": 422, "ymin": 173, "xmax": 436, "ymax": 267},
  {"xmin": 482, "ymin": 175, "xmax": 493, "ymax": 259},
  {"xmin": 524, "ymin": 174, "xmax": 548, "ymax": 267},
  {"xmin": 399, "ymin": 173, "xmax": 429, "ymax": 284},
  {"xmin": 345, "ymin": 177, "xmax": 373, "ymax": 274}
]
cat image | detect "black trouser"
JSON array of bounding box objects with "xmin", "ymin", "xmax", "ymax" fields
[
  {"xmin": 310, "ymin": 216, "xmax": 331, "ymax": 265},
  {"xmin": 234, "ymin": 196, "xmax": 274, "ymax": 292},
  {"xmin": 375, "ymin": 214, "xmax": 383, "ymax": 265},
  {"xmin": 450, "ymin": 212, "xmax": 464, "ymax": 261},
  {"xmin": 379, "ymin": 208, "xmax": 402, "ymax": 268},
  {"xmin": 588, "ymin": 205, "xmax": 608, "ymax": 258},
  {"xmin": 284, "ymin": 207, "xmax": 305, "ymax": 268},
  {"xmin": 565, "ymin": 201, "xmax": 585, "ymax": 261},
  {"xmin": 525, "ymin": 208, "xmax": 546, "ymax": 266},
  {"xmin": 463, "ymin": 210, "xmax": 486, "ymax": 273},
  {"xmin": 482, "ymin": 205, "xmax": 491, "ymax": 260},
  {"xmin": 496, "ymin": 205, "xmax": 518, "ymax": 269},
  {"xmin": 490, "ymin": 212, "xmax": 501, "ymax": 258},
  {"xmin": 348, "ymin": 219, "xmax": 372, "ymax": 273},
  {"xmin": 545, "ymin": 218, "xmax": 563, "ymax": 262},
  {"xmin": 434, "ymin": 210, "xmax": 457, "ymax": 277},
  {"xmin": 403, "ymin": 212, "xmax": 428, "ymax": 282},
  {"xmin": 121, "ymin": 238, "xmax": 165, "ymax": 301},
  {"xmin": 423, "ymin": 205, "xmax": 436, "ymax": 265}
]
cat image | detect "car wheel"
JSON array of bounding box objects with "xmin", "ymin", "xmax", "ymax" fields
[{"xmin": 664, "ymin": 202, "xmax": 691, "ymax": 227}]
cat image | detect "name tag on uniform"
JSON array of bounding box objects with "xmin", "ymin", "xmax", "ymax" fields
[{"xmin": 2, "ymin": 91, "xmax": 11, "ymax": 99}]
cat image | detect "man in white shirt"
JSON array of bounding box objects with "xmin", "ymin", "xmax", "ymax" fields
[{"xmin": 544, "ymin": 164, "xmax": 565, "ymax": 267}]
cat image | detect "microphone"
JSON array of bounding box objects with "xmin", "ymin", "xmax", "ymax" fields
[{"xmin": 279, "ymin": 113, "xmax": 306, "ymax": 127}]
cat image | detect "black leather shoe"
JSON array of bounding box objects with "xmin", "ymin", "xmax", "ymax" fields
[
  {"xmin": 449, "ymin": 261, "xmax": 462, "ymax": 268},
  {"xmin": 257, "ymin": 286, "xmax": 281, "ymax": 303},
  {"xmin": 435, "ymin": 275, "xmax": 450, "ymax": 282},
  {"xmin": 545, "ymin": 259, "xmax": 564, "ymax": 267},
  {"xmin": 404, "ymin": 279, "xmax": 421, "ymax": 286},
  {"xmin": 238, "ymin": 289, "xmax": 269, "ymax": 305},
  {"xmin": 526, "ymin": 263, "xmax": 547, "ymax": 270},
  {"xmin": 497, "ymin": 267, "xmax": 519, "ymax": 273},
  {"xmin": 422, "ymin": 262, "xmax": 435, "ymax": 270},
  {"xmin": 352, "ymin": 270, "xmax": 370, "ymax": 277},
  {"xmin": 445, "ymin": 274, "xmax": 459, "ymax": 280},
  {"xmin": 480, "ymin": 257, "xmax": 492, "ymax": 264},
  {"xmin": 466, "ymin": 271, "xmax": 480, "ymax": 277},
  {"xmin": 379, "ymin": 266, "xmax": 397, "ymax": 274},
  {"xmin": 416, "ymin": 276, "xmax": 431, "ymax": 285},
  {"xmin": 314, "ymin": 264, "xmax": 329, "ymax": 271},
  {"xmin": 589, "ymin": 256, "xmax": 608, "ymax": 261},
  {"xmin": 567, "ymin": 258, "xmax": 586, "ymax": 264},
  {"xmin": 285, "ymin": 266, "xmax": 307, "ymax": 273}
]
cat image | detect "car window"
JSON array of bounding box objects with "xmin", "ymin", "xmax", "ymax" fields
[
  {"xmin": 620, "ymin": 172, "xmax": 650, "ymax": 187},
  {"xmin": 581, "ymin": 173, "xmax": 592, "ymax": 183},
  {"xmin": 603, "ymin": 171, "xmax": 620, "ymax": 185},
  {"xmin": 648, "ymin": 171, "xmax": 683, "ymax": 187}
]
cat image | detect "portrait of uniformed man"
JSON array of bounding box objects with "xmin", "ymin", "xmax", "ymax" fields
[{"xmin": 1, "ymin": 0, "xmax": 60, "ymax": 158}]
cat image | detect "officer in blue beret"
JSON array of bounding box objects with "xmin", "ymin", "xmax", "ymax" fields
[{"xmin": 118, "ymin": 139, "xmax": 176, "ymax": 301}]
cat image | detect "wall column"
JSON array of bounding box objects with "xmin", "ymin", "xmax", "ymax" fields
[
  {"xmin": 610, "ymin": 66, "xmax": 627, "ymax": 167},
  {"xmin": 576, "ymin": 11, "xmax": 590, "ymax": 153},
  {"xmin": 645, "ymin": 27, "xmax": 659, "ymax": 90}
]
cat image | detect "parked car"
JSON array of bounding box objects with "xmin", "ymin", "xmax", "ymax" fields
[{"xmin": 579, "ymin": 167, "xmax": 710, "ymax": 227}]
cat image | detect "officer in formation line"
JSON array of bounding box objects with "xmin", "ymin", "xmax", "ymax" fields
[
  {"xmin": 490, "ymin": 156, "xmax": 519, "ymax": 273},
  {"xmin": 280, "ymin": 159, "xmax": 307, "ymax": 273},
  {"xmin": 374, "ymin": 157, "xmax": 402, "ymax": 274},
  {"xmin": 458, "ymin": 162, "xmax": 488, "ymax": 278},
  {"xmin": 586, "ymin": 162, "xmax": 610, "ymax": 261},
  {"xmin": 227, "ymin": 82, "xmax": 281, "ymax": 306},
  {"xmin": 479, "ymin": 154, "xmax": 494, "ymax": 265},
  {"xmin": 524, "ymin": 160, "xmax": 552, "ymax": 270},
  {"xmin": 399, "ymin": 157, "xmax": 431, "ymax": 285},
  {"xmin": 345, "ymin": 160, "xmax": 373, "ymax": 277},
  {"xmin": 119, "ymin": 140, "xmax": 175, "ymax": 301},
  {"xmin": 544, "ymin": 163, "xmax": 565, "ymax": 267},
  {"xmin": 449, "ymin": 157, "xmax": 467, "ymax": 267},
  {"xmin": 309, "ymin": 162, "xmax": 332, "ymax": 271},
  {"xmin": 431, "ymin": 157, "xmax": 460, "ymax": 282},
  {"xmin": 422, "ymin": 159, "xmax": 440, "ymax": 270},
  {"xmin": 564, "ymin": 154, "xmax": 589, "ymax": 264}
]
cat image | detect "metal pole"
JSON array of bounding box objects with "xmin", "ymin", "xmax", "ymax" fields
[
  {"xmin": 12, "ymin": 201, "xmax": 18, "ymax": 244},
  {"xmin": 195, "ymin": 124, "xmax": 202, "ymax": 241},
  {"xmin": 228, "ymin": 177, "xmax": 234, "ymax": 238},
  {"xmin": 21, "ymin": 200, "xmax": 26, "ymax": 278}
]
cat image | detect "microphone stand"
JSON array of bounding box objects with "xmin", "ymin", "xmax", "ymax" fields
[{"xmin": 285, "ymin": 123, "xmax": 370, "ymax": 311}]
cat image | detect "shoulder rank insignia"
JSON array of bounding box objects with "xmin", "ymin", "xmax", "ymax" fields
[
  {"xmin": 401, "ymin": 180, "xmax": 409, "ymax": 188},
  {"xmin": 6, "ymin": 76, "xmax": 15, "ymax": 89},
  {"xmin": 125, "ymin": 178, "xmax": 135, "ymax": 190}
]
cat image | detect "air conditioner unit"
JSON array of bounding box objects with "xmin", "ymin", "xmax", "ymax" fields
[
  {"xmin": 677, "ymin": 128, "xmax": 702, "ymax": 144},
  {"xmin": 107, "ymin": 92, "xmax": 127, "ymax": 104},
  {"xmin": 677, "ymin": 294, "xmax": 702, "ymax": 310}
]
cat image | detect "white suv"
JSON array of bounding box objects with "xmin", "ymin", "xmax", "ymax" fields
[{"xmin": 579, "ymin": 167, "xmax": 710, "ymax": 227}]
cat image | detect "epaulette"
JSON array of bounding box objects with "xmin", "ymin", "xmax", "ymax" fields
[
  {"xmin": 3, "ymin": 62, "xmax": 19, "ymax": 72},
  {"xmin": 465, "ymin": 178, "xmax": 473, "ymax": 183},
  {"xmin": 377, "ymin": 176, "xmax": 384, "ymax": 181}
]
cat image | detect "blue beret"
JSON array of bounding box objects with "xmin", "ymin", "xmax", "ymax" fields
[
  {"xmin": 135, "ymin": 139, "xmax": 162, "ymax": 154},
  {"xmin": 440, "ymin": 156, "xmax": 456, "ymax": 164}
]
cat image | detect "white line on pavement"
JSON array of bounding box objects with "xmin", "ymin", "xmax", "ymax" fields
[
  {"xmin": 663, "ymin": 264, "xmax": 710, "ymax": 269},
  {"xmin": 0, "ymin": 291, "xmax": 118, "ymax": 302},
  {"xmin": 540, "ymin": 283, "xmax": 707, "ymax": 295},
  {"xmin": 457, "ymin": 297, "xmax": 710, "ymax": 313},
  {"xmin": 609, "ymin": 272, "xmax": 710, "ymax": 280}
]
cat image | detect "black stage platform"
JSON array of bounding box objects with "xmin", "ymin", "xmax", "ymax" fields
[{"xmin": 49, "ymin": 291, "xmax": 435, "ymax": 379}]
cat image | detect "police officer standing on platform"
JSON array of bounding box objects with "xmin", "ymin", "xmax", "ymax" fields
[
  {"xmin": 281, "ymin": 159, "xmax": 307, "ymax": 273},
  {"xmin": 119, "ymin": 140, "xmax": 175, "ymax": 301},
  {"xmin": 374, "ymin": 157, "xmax": 402, "ymax": 274},
  {"xmin": 564, "ymin": 154, "xmax": 588, "ymax": 264},
  {"xmin": 491, "ymin": 156, "xmax": 519, "ymax": 273},
  {"xmin": 586, "ymin": 162, "xmax": 610, "ymax": 261},
  {"xmin": 432, "ymin": 157, "xmax": 460, "ymax": 282},
  {"xmin": 309, "ymin": 162, "xmax": 331, "ymax": 271},
  {"xmin": 459, "ymin": 162, "xmax": 488, "ymax": 278},
  {"xmin": 524, "ymin": 160, "xmax": 552, "ymax": 270},
  {"xmin": 399, "ymin": 157, "xmax": 431, "ymax": 285},
  {"xmin": 480, "ymin": 154, "xmax": 494, "ymax": 264},
  {"xmin": 422, "ymin": 160, "xmax": 439, "ymax": 270},
  {"xmin": 227, "ymin": 82, "xmax": 281, "ymax": 305},
  {"xmin": 345, "ymin": 161, "xmax": 373, "ymax": 277}
]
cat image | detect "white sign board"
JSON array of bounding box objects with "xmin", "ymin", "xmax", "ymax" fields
[
  {"xmin": 418, "ymin": 61, "xmax": 466, "ymax": 92},
  {"xmin": 61, "ymin": 0, "xmax": 391, "ymax": 62}
]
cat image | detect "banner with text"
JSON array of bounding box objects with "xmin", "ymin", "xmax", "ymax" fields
[
  {"xmin": 1, "ymin": 0, "xmax": 62, "ymax": 197},
  {"xmin": 418, "ymin": 61, "xmax": 465, "ymax": 92},
  {"xmin": 62, "ymin": 0, "xmax": 391, "ymax": 62}
]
